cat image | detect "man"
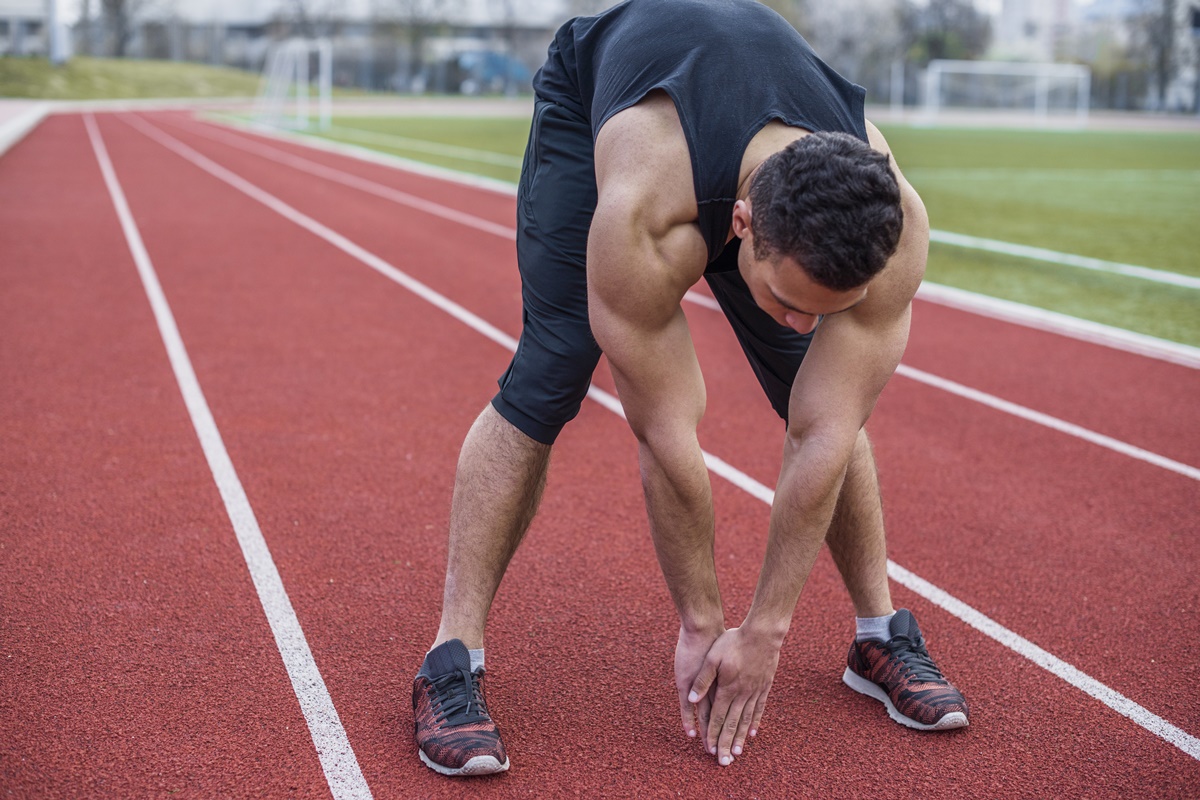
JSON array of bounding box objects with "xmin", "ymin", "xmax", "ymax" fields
[{"xmin": 412, "ymin": 0, "xmax": 969, "ymax": 777}]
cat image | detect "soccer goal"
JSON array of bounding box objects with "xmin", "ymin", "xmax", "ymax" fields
[
  {"xmin": 255, "ymin": 38, "xmax": 333, "ymax": 131},
  {"xmin": 921, "ymin": 60, "xmax": 1092, "ymax": 125}
]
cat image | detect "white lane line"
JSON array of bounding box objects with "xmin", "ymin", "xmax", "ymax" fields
[
  {"xmin": 885, "ymin": 563, "xmax": 1200, "ymax": 761},
  {"xmin": 124, "ymin": 113, "xmax": 1200, "ymax": 763},
  {"xmin": 171, "ymin": 116, "xmax": 518, "ymax": 241},
  {"xmin": 205, "ymin": 112, "xmax": 519, "ymax": 196},
  {"xmin": 895, "ymin": 365, "xmax": 1200, "ymax": 481},
  {"xmin": 180, "ymin": 115, "xmax": 1200, "ymax": 368},
  {"xmin": 83, "ymin": 114, "xmax": 374, "ymax": 800},
  {"xmin": 681, "ymin": 294, "xmax": 1200, "ymax": 481},
  {"xmin": 929, "ymin": 229, "xmax": 1200, "ymax": 290},
  {"xmin": 161, "ymin": 113, "xmax": 1200, "ymax": 482}
]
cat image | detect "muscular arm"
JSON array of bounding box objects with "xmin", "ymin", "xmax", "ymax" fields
[
  {"xmin": 746, "ymin": 174, "xmax": 929, "ymax": 641},
  {"xmin": 586, "ymin": 190, "xmax": 722, "ymax": 633},
  {"xmin": 742, "ymin": 124, "xmax": 929, "ymax": 638}
]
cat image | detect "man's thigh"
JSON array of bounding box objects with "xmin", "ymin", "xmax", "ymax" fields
[{"xmin": 492, "ymin": 99, "xmax": 602, "ymax": 445}]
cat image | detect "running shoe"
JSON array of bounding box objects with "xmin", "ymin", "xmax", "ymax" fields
[
  {"xmin": 413, "ymin": 639, "xmax": 510, "ymax": 776},
  {"xmin": 842, "ymin": 608, "xmax": 969, "ymax": 731}
]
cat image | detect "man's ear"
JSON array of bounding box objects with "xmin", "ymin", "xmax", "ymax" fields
[{"xmin": 731, "ymin": 199, "xmax": 753, "ymax": 240}]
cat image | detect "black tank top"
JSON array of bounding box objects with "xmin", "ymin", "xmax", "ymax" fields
[{"xmin": 533, "ymin": 0, "xmax": 868, "ymax": 266}]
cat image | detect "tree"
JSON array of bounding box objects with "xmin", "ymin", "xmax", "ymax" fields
[
  {"xmin": 374, "ymin": 0, "xmax": 461, "ymax": 91},
  {"xmin": 1130, "ymin": 0, "xmax": 1178, "ymax": 108},
  {"xmin": 898, "ymin": 0, "xmax": 991, "ymax": 67}
]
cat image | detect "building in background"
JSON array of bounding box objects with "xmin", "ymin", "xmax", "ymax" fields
[{"xmin": 1, "ymin": 0, "xmax": 45, "ymax": 56}]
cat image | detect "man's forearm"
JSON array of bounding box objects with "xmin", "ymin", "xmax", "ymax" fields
[
  {"xmin": 638, "ymin": 435, "xmax": 724, "ymax": 633},
  {"xmin": 742, "ymin": 432, "xmax": 852, "ymax": 641}
]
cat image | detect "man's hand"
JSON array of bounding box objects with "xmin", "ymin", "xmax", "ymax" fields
[
  {"xmin": 687, "ymin": 627, "xmax": 780, "ymax": 766},
  {"xmin": 675, "ymin": 625, "xmax": 724, "ymax": 743}
]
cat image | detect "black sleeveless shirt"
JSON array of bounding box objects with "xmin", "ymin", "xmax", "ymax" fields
[{"xmin": 533, "ymin": 0, "xmax": 868, "ymax": 266}]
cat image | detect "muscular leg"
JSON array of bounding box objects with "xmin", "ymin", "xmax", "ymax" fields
[
  {"xmin": 432, "ymin": 404, "xmax": 551, "ymax": 650},
  {"xmin": 824, "ymin": 428, "xmax": 894, "ymax": 618}
]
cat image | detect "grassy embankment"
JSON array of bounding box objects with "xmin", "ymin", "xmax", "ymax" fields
[{"xmin": 0, "ymin": 55, "xmax": 263, "ymax": 99}]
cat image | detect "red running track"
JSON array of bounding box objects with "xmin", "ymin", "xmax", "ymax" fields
[{"xmin": 1, "ymin": 111, "xmax": 1197, "ymax": 798}]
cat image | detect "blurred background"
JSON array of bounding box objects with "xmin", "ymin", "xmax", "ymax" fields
[{"xmin": 1, "ymin": 0, "xmax": 1198, "ymax": 113}]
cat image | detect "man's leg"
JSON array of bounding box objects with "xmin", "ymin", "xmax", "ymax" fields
[
  {"xmin": 824, "ymin": 428, "xmax": 893, "ymax": 618},
  {"xmin": 433, "ymin": 403, "xmax": 551, "ymax": 651},
  {"xmin": 413, "ymin": 95, "xmax": 602, "ymax": 777},
  {"xmin": 831, "ymin": 429, "xmax": 970, "ymax": 730}
]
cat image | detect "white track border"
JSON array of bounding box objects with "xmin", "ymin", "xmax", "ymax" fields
[{"xmin": 121, "ymin": 112, "xmax": 1200, "ymax": 764}]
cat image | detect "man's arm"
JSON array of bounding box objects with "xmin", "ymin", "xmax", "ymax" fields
[
  {"xmin": 690, "ymin": 177, "xmax": 930, "ymax": 765},
  {"xmin": 585, "ymin": 169, "xmax": 730, "ymax": 738}
]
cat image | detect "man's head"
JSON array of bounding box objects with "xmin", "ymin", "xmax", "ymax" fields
[{"xmin": 733, "ymin": 132, "xmax": 904, "ymax": 333}]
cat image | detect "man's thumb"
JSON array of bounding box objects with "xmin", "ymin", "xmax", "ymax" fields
[{"xmin": 688, "ymin": 657, "xmax": 719, "ymax": 704}]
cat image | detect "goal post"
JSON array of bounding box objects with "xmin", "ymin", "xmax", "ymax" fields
[
  {"xmin": 921, "ymin": 60, "xmax": 1092, "ymax": 125},
  {"xmin": 255, "ymin": 38, "xmax": 333, "ymax": 131}
]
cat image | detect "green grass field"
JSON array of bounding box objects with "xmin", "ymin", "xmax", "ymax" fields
[
  {"xmin": 0, "ymin": 56, "xmax": 262, "ymax": 99},
  {"xmin": 287, "ymin": 114, "xmax": 1200, "ymax": 347}
]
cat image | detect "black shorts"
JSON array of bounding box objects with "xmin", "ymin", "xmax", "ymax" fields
[{"xmin": 492, "ymin": 98, "xmax": 815, "ymax": 445}]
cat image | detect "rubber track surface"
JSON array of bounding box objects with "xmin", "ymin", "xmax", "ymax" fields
[{"xmin": 1, "ymin": 112, "xmax": 1196, "ymax": 798}]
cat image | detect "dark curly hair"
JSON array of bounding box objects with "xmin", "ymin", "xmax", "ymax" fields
[{"xmin": 749, "ymin": 132, "xmax": 904, "ymax": 291}]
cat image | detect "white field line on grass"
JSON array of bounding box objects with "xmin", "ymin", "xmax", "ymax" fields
[
  {"xmin": 914, "ymin": 283, "xmax": 1200, "ymax": 369},
  {"xmin": 123, "ymin": 113, "xmax": 1200, "ymax": 763},
  {"xmin": 928, "ymin": 230, "xmax": 1200, "ymax": 290},
  {"xmin": 323, "ymin": 124, "xmax": 525, "ymax": 168},
  {"xmin": 189, "ymin": 115, "xmax": 1200, "ymax": 365},
  {"xmin": 245, "ymin": 119, "xmax": 1200, "ymax": 290},
  {"xmin": 907, "ymin": 167, "xmax": 1200, "ymax": 182},
  {"xmin": 83, "ymin": 114, "xmax": 374, "ymax": 800}
]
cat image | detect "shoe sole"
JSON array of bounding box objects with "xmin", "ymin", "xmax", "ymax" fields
[
  {"xmin": 842, "ymin": 667, "xmax": 969, "ymax": 731},
  {"xmin": 419, "ymin": 749, "xmax": 510, "ymax": 777}
]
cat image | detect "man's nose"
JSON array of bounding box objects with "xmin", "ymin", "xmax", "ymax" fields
[{"xmin": 785, "ymin": 312, "xmax": 819, "ymax": 334}]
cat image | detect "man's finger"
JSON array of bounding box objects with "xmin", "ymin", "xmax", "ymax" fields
[
  {"xmin": 697, "ymin": 691, "xmax": 713, "ymax": 751},
  {"xmin": 716, "ymin": 698, "xmax": 747, "ymax": 766},
  {"xmin": 706, "ymin": 687, "xmax": 735, "ymax": 755},
  {"xmin": 679, "ymin": 690, "xmax": 698, "ymax": 738},
  {"xmin": 732, "ymin": 699, "xmax": 754, "ymax": 756},
  {"xmin": 688, "ymin": 655, "xmax": 719, "ymax": 705},
  {"xmin": 749, "ymin": 691, "xmax": 769, "ymax": 738}
]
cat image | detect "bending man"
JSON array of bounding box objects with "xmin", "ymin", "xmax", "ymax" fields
[{"xmin": 412, "ymin": 0, "xmax": 968, "ymax": 777}]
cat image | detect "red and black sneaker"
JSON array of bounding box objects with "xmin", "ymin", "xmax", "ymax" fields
[
  {"xmin": 413, "ymin": 639, "xmax": 510, "ymax": 776},
  {"xmin": 843, "ymin": 609, "xmax": 969, "ymax": 731}
]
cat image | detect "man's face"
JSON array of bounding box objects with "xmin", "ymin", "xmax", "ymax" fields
[{"xmin": 732, "ymin": 201, "xmax": 868, "ymax": 335}]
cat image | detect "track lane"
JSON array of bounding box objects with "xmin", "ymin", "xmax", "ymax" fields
[
  {"xmin": 0, "ymin": 115, "xmax": 333, "ymax": 797},
  {"xmin": 87, "ymin": 112, "xmax": 1200, "ymax": 796},
  {"xmin": 128, "ymin": 111, "xmax": 1200, "ymax": 747}
]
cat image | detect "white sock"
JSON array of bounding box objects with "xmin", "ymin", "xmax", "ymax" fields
[
  {"xmin": 469, "ymin": 648, "xmax": 485, "ymax": 673},
  {"xmin": 856, "ymin": 612, "xmax": 896, "ymax": 642}
]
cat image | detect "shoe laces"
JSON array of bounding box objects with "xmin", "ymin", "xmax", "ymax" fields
[
  {"xmin": 430, "ymin": 667, "xmax": 489, "ymax": 726},
  {"xmin": 883, "ymin": 634, "xmax": 946, "ymax": 683}
]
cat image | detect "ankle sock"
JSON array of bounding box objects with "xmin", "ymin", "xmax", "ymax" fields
[
  {"xmin": 856, "ymin": 612, "xmax": 896, "ymax": 642},
  {"xmin": 469, "ymin": 648, "xmax": 485, "ymax": 673}
]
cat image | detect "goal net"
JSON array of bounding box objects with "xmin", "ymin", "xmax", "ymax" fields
[
  {"xmin": 255, "ymin": 38, "xmax": 333, "ymax": 131},
  {"xmin": 921, "ymin": 60, "xmax": 1091, "ymax": 125}
]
